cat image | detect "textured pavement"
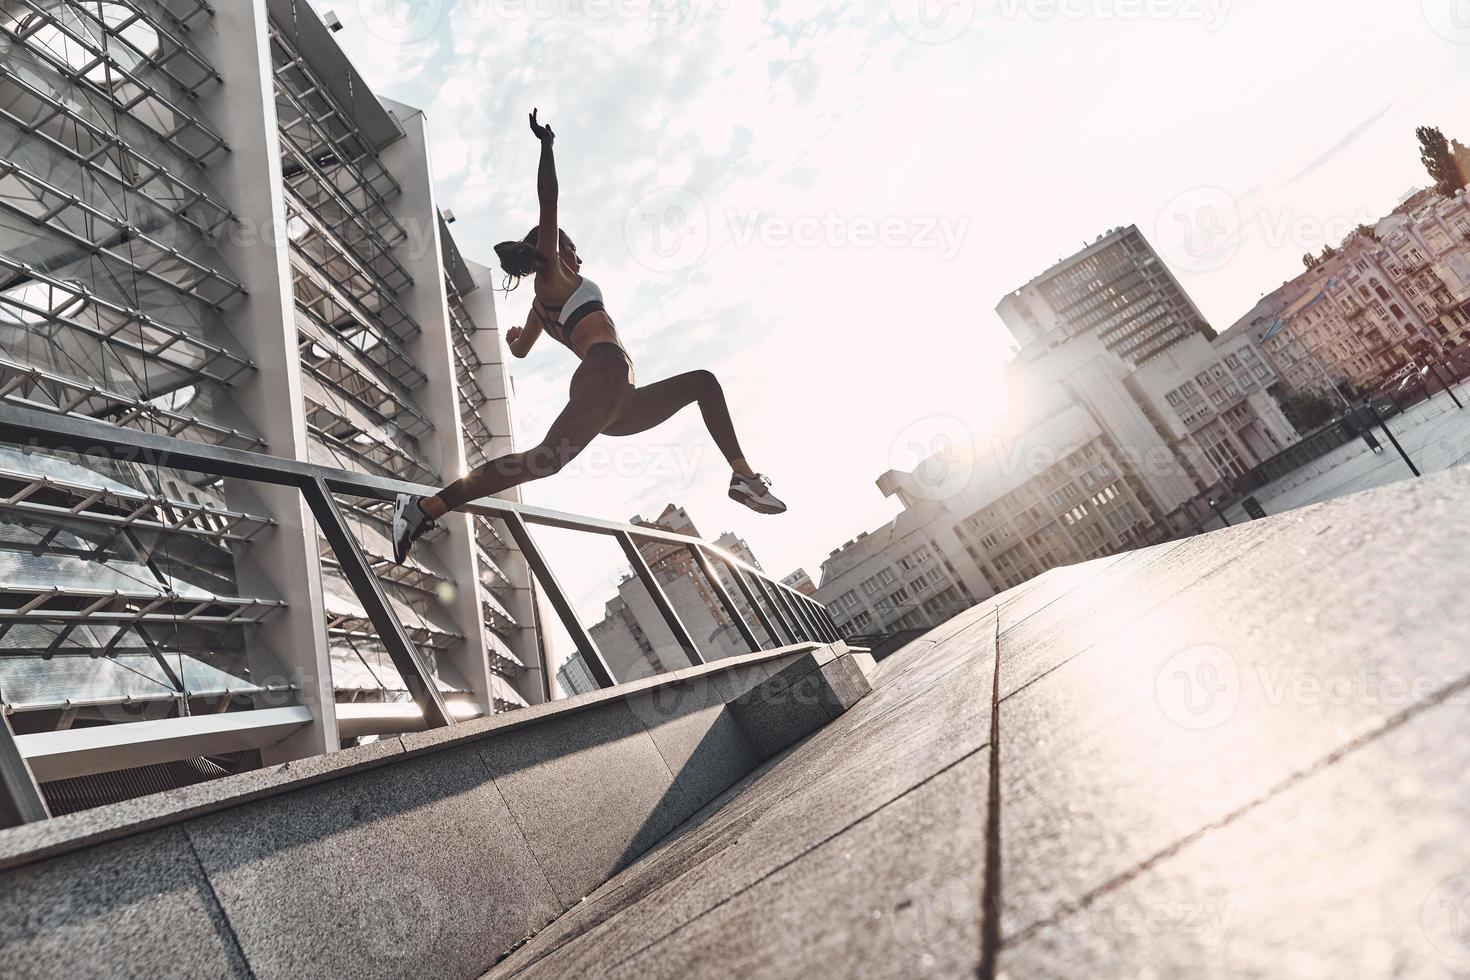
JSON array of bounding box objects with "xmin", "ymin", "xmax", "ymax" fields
[{"xmin": 486, "ymin": 462, "xmax": 1470, "ymax": 978}]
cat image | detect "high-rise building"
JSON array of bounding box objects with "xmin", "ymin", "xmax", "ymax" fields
[
  {"xmin": 817, "ymin": 233, "xmax": 1304, "ymax": 632},
  {"xmin": 781, "ymin": 568, "xmax": 816, "ymax": 597},
  {"xmin": 997, "ymin": 225, "xmax": 1217, "ymax": 366},
  {"xmin": 0, "ymin": 0, "xmax": 541, "ymax": 808},
  {"xmin": 583, "ymin": 504, "xmax": 770, "ymax": 683}
]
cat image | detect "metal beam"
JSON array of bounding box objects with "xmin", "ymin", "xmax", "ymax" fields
[
  {"xmin": 303, "ymin": 478, "xmax": 451, "ymax": 729},
  {"xmin": 502, "ymin": 512, "xmax": 615, "ymax": 689},
  {"xmin": 618, "ymin": 532, "xmax": 702, "ymax": 666},
  {"xmin": 687, "ymin": 545, "xmax": 760, "ymax": 653},
  {"xmin": 1, "ymin": 711, "xmax": 50, "ymax": 827},
  {"xmin": 0, "ymin": 402, "xmax": 796, "ymax": 598},
  {"xmin": 17, "ymin": 707, "xmax": 314, "ymax": 782}
]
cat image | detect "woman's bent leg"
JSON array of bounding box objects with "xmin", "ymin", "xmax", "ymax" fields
[
  {"xmin": 431, "ymin": 369, "xmax": 626, "ymax": 514},
  {"xmin": 602, "ymin": 369, "xmax": 747, "ymax": 464}
]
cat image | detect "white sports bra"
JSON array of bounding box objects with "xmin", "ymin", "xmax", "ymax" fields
[{"xmin": 537, "ymin": 277, "xmax": 609, "ymax": 349}]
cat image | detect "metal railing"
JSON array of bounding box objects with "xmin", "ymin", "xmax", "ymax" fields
[{"xmin": 0, "ymin": 401, "xmax": 841, "ymax": 827}]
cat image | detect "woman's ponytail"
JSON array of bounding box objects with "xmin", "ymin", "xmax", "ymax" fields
[{"xmin": 494, "ymin": 227, "xmax": 548, "ymax": 286}]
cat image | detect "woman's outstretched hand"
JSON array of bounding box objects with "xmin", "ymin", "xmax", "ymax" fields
[
  {"xmin": 506, "ymin": 325, "xmax": 524, "ymax": 346},
  {"xmin": 529, "ymin": 108, "xmax": 555, "ymax": 144}
]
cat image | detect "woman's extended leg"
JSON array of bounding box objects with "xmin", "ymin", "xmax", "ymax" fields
[
  {"xmin": 602, "ymin": 369, "xmax": 748, "ymax": 467},
  {"xmin": 393, "ymin": 353, "xmax": 632, "ymax": 561},
  {"xmin": 603, "ymin": 368, "xmax": 787, "ymax": 515}
]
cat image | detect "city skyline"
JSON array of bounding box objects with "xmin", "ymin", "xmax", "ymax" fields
[{"xmin": 317, "ymin": 0, "xmax": 1470, "ymax": 585}]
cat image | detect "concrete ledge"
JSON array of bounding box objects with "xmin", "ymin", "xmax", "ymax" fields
[
  {"xmin": 0, "ymin": 642, "xmax": 829, "ymax": 874},
  {"xmin": 0, "ymin": 642, "xmax": 867, "ymax": 979},
  {"xmin": 730, "ymin": 649, "xmax": 876, "ymax": 760}
]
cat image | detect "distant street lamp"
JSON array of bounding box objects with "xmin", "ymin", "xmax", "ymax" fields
[{"xmin": 1208, "ymin": 498, "xmax": 1231, "ymax": 528}]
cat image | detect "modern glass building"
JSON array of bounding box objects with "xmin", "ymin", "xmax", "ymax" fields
[{"xmin": 0, "ymin": 0, "xmax": 544, "ymax": 811}]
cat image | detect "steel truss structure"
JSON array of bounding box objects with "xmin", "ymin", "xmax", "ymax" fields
[{"xmin": 0, "ymin": 401, "xmax": 841, "ymax": 825}]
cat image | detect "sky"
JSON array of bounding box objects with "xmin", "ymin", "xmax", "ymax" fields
[{"xmin": 313, "ymin": 0, "xmax": 1470, "ymax": 609}]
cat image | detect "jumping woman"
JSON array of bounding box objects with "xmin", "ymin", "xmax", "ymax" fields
[{"xmin": 393, "ymin": 109, "xmax": 786, "ymax": 563}]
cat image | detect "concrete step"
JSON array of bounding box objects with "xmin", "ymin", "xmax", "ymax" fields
[{"xmin": 0, "ymin": 641, "xmax": 872, "ymax": 979}]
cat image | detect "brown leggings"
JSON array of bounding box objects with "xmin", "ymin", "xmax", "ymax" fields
[{"xmin": 434, "ymin": 343, "xmax": 747, "ymax": 512}]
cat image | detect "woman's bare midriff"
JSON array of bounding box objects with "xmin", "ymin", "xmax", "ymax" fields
[{"xmin": 567, "ymin": 313, "xmax": 622, "ymax": 359}]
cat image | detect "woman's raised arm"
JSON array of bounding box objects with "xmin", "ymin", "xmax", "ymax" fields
[{"xmin": 529, "ymin": 109, "xmax": 559, "ymax": 266}]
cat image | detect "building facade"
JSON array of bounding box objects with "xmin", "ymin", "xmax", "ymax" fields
[
  {"xmin": 996, "ymin": 225, "xmax": 1217, "ymax": 366},
  {"xmin": 0, "ymin": 0, "xmax": 543, "ymax": 808},
  {"xmin": 1222, "ymin": 189, "xmax": 1470, "ymax": 396},
  {"xmin": 781, "ymin": 568, "xmax": 817, "ymax": 597},
  {"xmin": 579, "ymin": 504, "xmax": 770, "ymax": 687},
  {"xmin": 817, "ymin": 231, "xmax": 1303, "ymax": 633}
]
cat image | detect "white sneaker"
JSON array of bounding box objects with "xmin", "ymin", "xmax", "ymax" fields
[
  {"xmin": 392, "ymin": 493, "xmax": 433, "ymax": 563},
  {"xmin": 729, "ymin": 473, "xmax": 787, "ymax": 514}
]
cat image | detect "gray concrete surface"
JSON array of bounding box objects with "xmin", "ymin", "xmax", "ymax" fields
[
  {"xmin": 0, "ymin": 643, "xmax": 869, "ymax": 980},
  {"xmin": 1224, "ymin": 380, "xmax": 1470, "ymax": 523},
  {"xmin": 488, "ymin": 462, "xmax": 1470, "ymax": 978}
]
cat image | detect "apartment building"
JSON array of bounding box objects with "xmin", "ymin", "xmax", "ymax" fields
[
  {"xmin": 817, "ymin": 238, "xmax": 1302, "ymax": 632},
  {"xmin": 575, "ymin": 504, "xmax": 769, "ymax": 689},
  {"xmin": 781, "ymin": 568, "xmax": 817, "ymax": 597},
  {"xmin": 0, "ymin": 0, "xmax": 539, "ymax": 805},
  {"xmin": 817, "ymin": 515, "xmax": 982, "ymax": 639},
  {"xmin": 996, "ymin": 225, "xmax": 1217, "ymax": 366},
  {"xmin": 1222, "ymin": 189, "xmax": 1470, "ymax": 395}
]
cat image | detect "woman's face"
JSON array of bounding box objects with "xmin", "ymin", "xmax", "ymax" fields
[{"xmin": 559, "ymin": 233, "xmax": 582, "ymax": 271}]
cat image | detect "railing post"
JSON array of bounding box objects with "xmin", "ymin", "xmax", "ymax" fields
[
  {"xmin": 687, "ymin": 545, "xmax": 761, "ymax": 653},
  {"xmin": 1, "ymin": 711, "xmax": 49, "ymax": 828},
  {"xmin": 618, "ymin": 531, "xmax": 703, "ymax": 666},
  {"xmin": 303, "ymin": 478, "xmax": 452, "ymax": 728},
  {"xmin": 752, "ymin": 574, "xmax": 800, "ymax": 645},
  {"xmin": 789, "ymin": 590, "xmax": 825, "ymax": 642},
  {"xmin": 503, "ymin": 513, "xmax": 616, "ymax": 689},
  {"xmin": 800, "ymin": 593, "xmax": 839, "ymax": 642},
  {"xmin": 728, "ymin": 565, "xmax": 784, "ymax": 649},
  {"xmin": 772, "ymin": 584, "xmax": 812, "ymax": 642}
]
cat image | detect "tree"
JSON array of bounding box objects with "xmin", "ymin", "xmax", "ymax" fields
[
  {"xmin": 1276, "ymin": 390, "xmax": 1338, "ymax": 432},
  {"xmin": 1417, "ymin": 125, "xmax": 1465, "ymax": 198}
]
